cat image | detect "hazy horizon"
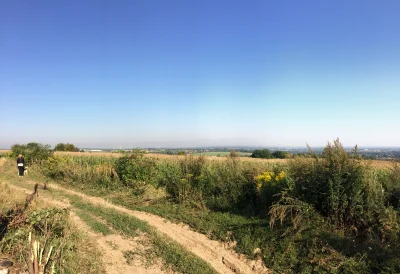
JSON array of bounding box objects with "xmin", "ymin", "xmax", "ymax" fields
[{"xmin": 1, "ymin": 1, "xmax": 399, "ymax": 148}]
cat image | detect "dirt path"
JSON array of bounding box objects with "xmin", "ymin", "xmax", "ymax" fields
[{"xmin": 25, "ymin": 180, "xmax": 268, "ymax": 274}]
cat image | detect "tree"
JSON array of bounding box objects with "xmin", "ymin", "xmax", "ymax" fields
[
  {"xmin": 65, "ymin": 143, "xmax": 79, "ymax": 152},
  {"xmin": 272, "ymin": 150, "xmax": 288, "ymax": 159},
  {"xmin": 54, "ymin": 143, "xmax": 79, "ymax": 152},
  {"xmin": 54, "ymin": 143, "xmax": 66, "ymax": 151},
  {"xmin": 10, "ymin": 142, "xmax": 53, "ymax": 164},
  {"xmin": 251, "ymin": 149, "xmax": 272, "ymax": 159}
]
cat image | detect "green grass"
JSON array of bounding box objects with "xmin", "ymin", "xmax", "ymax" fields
[
  {"xmin": 74, "ymin": 210, "xmax": 113, "ymax": 236},
  {"xmin": 133, "ymin": 202, "xmax": 271, "ymax": 259}
]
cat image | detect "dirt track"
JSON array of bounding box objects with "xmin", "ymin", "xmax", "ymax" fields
[{"xmin": 12, "ymin": 178, "xmax": 269, "ymax": 274}]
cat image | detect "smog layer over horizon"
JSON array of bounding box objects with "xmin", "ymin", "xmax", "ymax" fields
[{"xmin": 1, "ymin": 1, "xmax": 400, "ymax": 148}]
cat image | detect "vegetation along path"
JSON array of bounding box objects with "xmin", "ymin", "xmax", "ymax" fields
[{"xmin": 4, "ymin": 175, "xmax": 269, "ymax": 274}]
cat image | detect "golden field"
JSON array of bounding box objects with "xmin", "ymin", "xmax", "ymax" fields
[{"xmin": 53, "ymin": 151, "xmax": 396, "ymax": 168}]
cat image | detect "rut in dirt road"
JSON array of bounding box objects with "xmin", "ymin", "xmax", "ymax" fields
[{"xmin": 24, "ymin": 180, "xmax": 269, "ymax": 274}]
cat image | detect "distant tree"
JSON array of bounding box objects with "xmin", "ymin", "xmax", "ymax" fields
[
  {"xmin": 65, "ymin": 143, "xmax": 79, "ymax": 152},
  {"xmin": 54, "ymin": 143, "xmax": 79, "ymax": 152},
  {"xmin": 229, "ymin": 150, "xmax": 239, "ymax": 157},
  {"xmin": 272, "ymin": 150, "xmax": 288, "ymax": 159},
  {"xmin": 177, "ymin": 151, "xmax": 186, "ymax": 156},
  {"xmin": 54, "ymin": 143, "xmax": 66, "ymax": 151},
  {"xmin": 251, "ymin": 149, "xmax": 272, "ymax": 159}
]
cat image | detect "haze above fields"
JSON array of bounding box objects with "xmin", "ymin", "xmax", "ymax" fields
[{"xmin": 1, "ymin": 0, "xmax": 400, "ymax": 148}]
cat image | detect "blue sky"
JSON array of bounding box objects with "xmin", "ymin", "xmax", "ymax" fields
[{"xmin": 1, "ymin": 0, "xmax": 400, "ymax": 148}]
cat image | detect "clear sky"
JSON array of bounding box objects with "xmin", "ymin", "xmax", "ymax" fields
[{"xmin": 1, "ymin": 0, "xmax": 399, "ymax": 148}]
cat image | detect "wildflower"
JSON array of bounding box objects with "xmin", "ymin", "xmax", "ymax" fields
[{"xmin": 275, "ymin": 171, "xmax": 286, "ymax": 181}]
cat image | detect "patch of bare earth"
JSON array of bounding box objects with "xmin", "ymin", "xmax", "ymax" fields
[{"xmin": 26, "ymin": 180, "xmax": 270, "ymax": 274}]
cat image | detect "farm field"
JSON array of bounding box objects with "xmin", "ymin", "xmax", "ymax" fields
[
  {"xmin": 193, "ymin": 151, "xmax": 252, "ymax": 157},
  {"xmin": 53, "ymin": 150, "xmax": 395, "ymax": 168}
]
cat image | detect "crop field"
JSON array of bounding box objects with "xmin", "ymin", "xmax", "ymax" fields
[
  {"xmin": 53, "ymin": 150, "xmax": 395, "ymax": 167},
  {"xmin": 193, "ymin": 151, "xmax": 252, "ymax": 157}
]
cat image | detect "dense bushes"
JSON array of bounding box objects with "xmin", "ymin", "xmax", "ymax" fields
[
  {"xmin": 269, "ymin": 139, "xmax": 400, "ymax": 273},
  {"xmin": 10, "ymin": 142, "xmax": 53, "ymax": 165},
  {"xmin": 39, "ymin": 152, "xmax": 284, "ymax": 215},
  {"xmin": 115, "ymin": 152, "xmax": 158, "ymax": 187},
  {"xmin": 42, "ymin": 155, "xmax": 119, "ymax": 189},
  {"xmin": 154, "ymin": 155, "xmax": 286, "ymax": 214}
]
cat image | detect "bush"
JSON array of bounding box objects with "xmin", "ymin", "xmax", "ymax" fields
[
  {"xmin": 378, "ymin": 162, "xmax": 400, "ymax": 210},
  {"xmin": 115, "ymin": 152, "xmax": 157, "ymax": 188},
  {"xmin": 287, "ymin": 139, "xmax": 373, "ymax": 230},
  {"xmin": 268, "ymin": 139, "xmax": 400, "ymax": 273},
  {"xmin": 10, "ymin": 142, "xmax": 53, "ymax": 165}
]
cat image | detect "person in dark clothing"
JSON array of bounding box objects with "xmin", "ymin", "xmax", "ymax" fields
[{"xmin": 17, "ymin": 154, "xmax": 25, "ymax": 177}]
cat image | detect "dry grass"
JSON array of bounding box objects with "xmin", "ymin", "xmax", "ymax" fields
[
  {"xmin": 367, "ymin": 160, "xmax": 396, "ymax": 169},
  {"xmin": 54, "ymin": 152, "xmax": 396, "ymax": 168},
  {"xmin": 55, "ymin": 151, "xmax": 122, "ymax": 158},
  {"xmin": 55, "ymin": 151, "xmax": 288, "ymax": 163},
  {"xmin": 0, "ymin": 182, "xmax": 26, "ymax": 214}
]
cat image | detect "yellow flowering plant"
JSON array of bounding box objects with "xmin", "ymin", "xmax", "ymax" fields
[
  {"xmin": 254, "ymin": 171, "xmax": 286, "ymax": 190},
  {"xmin": 254, "ymin": 170, "xmax": 287, "ymax": 213}
]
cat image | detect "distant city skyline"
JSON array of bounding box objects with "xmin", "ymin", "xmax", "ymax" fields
[{"xmin": 1, "ymin": 1, "xmax": 400, "ymax": 148}]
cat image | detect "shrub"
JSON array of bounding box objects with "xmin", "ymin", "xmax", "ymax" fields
[
  {"xmin": 268, "ymin": 139, "xmax": 400, "ymax": 273},
  {"xmin": 10, "ymin": 142, "xmax": 53, "ymax": 165},
  {"xmin": 115, "ymin": 152, "xmax": 157, "ymax": 188},
  {"xmin": 287, "ymin": 139, "xmax": 371, "ymax": 230}
]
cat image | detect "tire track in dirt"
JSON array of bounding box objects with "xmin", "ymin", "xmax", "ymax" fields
[{"xmin": 25, "ymin": 180, "xmax": 270, "ymax": 274}]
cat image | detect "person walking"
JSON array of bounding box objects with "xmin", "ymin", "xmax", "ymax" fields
[{"xmin": 17, "ymin": 154, "xmax": 25, "ymax": 177}]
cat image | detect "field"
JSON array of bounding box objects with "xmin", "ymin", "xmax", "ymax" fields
[
  {"xmin": 193, "ymin": 151, "xmax": 252, "ymax": 157},
  {"xmin": 2, "ymin": 143, "xmax": 400, "ymax": 273},
  {"xmin": 53, "ymin": 150, "xmax": 395, "ymax": 167}
]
